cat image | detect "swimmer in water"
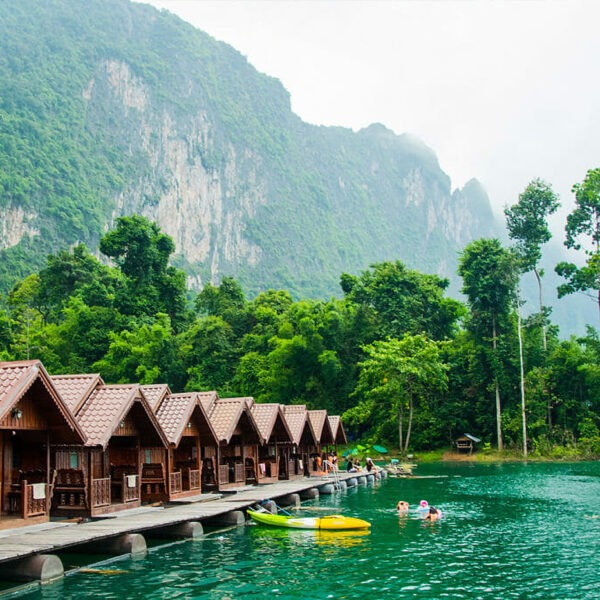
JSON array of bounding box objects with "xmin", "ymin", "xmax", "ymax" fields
[{"xmin": 396, "ymin": 500, "xmax": 409, "ymax": 513}]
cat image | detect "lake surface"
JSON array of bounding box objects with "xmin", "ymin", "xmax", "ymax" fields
[{"xmin": 15, "ymin": 462, "xmax": 600, "ymax": 599}]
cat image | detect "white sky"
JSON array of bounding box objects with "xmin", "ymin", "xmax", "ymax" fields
[{"xmin": 142, "ymin": 0, "xmax": 600, "ymax": 234}]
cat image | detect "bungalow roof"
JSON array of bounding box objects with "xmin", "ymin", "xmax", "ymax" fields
[
  {"xmin": 251, "ymin": 403, "xmax": 292, "ymax": 444},
  {"xmin": 283, "ymin": 404, "xmax": 317, "ymax": 446},
  {"xmin": 155, "ymin": 391, "xmax": 218, "ymax": 447},
  {"xmin": 0, "ymin": 360, "xmax": 85, "ymax": 444},
  {"xmin": 77, "ymin": 384, "xmax": 168, "ymax": 449},
  {"xmin": 328, "ymin": 415, "xmax": 348, "ymax": 445},
  {"xmin": 141, "ymin": 384, "xmax": 172, "ymax": 411},
  {"xmin": 51, "ymin": 373, "xmax": 103, "ymax": 414},
  {"xmin": 205, "ymin": 396, "xmax": 261, "ymax": 445},
  {"xmin": 308, "ymin": 409, "xmax": 335, "ymax": 444}
]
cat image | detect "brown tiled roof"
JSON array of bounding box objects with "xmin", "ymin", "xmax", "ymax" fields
[
  {"xmin": 141, "ymin": 384, "xmax": 171, "ymax": 411},
  {"xmin": 328, "ymin": 415, "xmax": 348, "ymax": 444},
  {"xmin": 283, "ymin": 404, "xmax": 316, "ymax": 445},
  {"xmin": 251, "ymin": 403, "xmax": 292, "ymax": 444},
  {"xmin": 198, "ymin": 391, "xmax": 218, "ymax": 416},
  {"xmin": 0, "ymin": 360, "xmax": 85, "ymax": 443},
  {"xmin": 77, "ymin": 384, "xmax": 168, "ymax": 449},
  {"xmin": 308, "ymin": 409, "xmax": 334, "ymax": 444},
  {"xmin": 51, "ymin": 373, "xmax": 103, "ymax": 414},
  {"xmin": 206, "ymin": 397, "xmax": 260, "ymax": 444},
  {"xmin": 155, "ymin": 391, "xmax": 218, "ymax": 446}
]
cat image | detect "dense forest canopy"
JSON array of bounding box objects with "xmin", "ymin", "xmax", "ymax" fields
[{"xmin": 2, "ymin": 205, "xmax": 598, "ymax": 458}]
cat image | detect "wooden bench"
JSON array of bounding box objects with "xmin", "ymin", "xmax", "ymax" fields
[
  {"xmin": 53, "ymin": 468, "xmax": 88, "ymax": 510},
  {"xmin": 141, "ymin": 463, "xmax": 166, "ymax": 498}
]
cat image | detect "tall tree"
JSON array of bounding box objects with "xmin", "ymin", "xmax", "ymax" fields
[
  {"xmin": 349, "ymin": 334, "xmax": 448, "ymax": 454},
  {"xmin": 458, "ymin": 239, "xmax": 519, "ymax": 450},
  {"xmin": 556, "ymin": 168, "xmax": 600, "ymax": 320},
  {"xmin": 100, "ymin": 215, "xmax": 187, "ymax": 329},
  {"xmin": 504, "ymin": 178, "xmax": 560, "ymax": 350}
]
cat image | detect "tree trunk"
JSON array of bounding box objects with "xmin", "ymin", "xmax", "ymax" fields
[
  {"xmin": 404, "ymin": 393, "xmax": 414, "ymax": 455},
  {"xmin": 493, "ymin": 315, "xmax": 503, "ymax": 451},
  {"xmin": 398, "ymin": 405, "xmax": 404, "ymax": 457},
  {"xmin": 534, "ymin": 267, "xmax": 547, "ymax": 352},
  {"xmin": 517, "ymin": 306, "xmax": 528, "ymax": 458}
]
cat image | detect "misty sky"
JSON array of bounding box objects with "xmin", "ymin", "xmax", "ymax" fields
[{"xmin": 143, "ymin": 0, "xmax": 600, "ymax": 235}]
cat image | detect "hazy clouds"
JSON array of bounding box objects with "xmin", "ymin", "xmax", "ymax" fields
[{"xmin": 144, "ymin": 1, "xmax": 600, "ymax": 233}]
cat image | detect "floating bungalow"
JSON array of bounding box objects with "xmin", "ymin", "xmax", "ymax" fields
[
  {"xmin": 327, "ymin": 415, "xmax": 348, "ymax": 453},
  {"xmin": 250, "ymin": 402, "xmax": 293, "ymax": 483},
  {"xmin": 50, "ymin": 376, "xmax": 169, "ymax": 516},
  {"xmin": 200, "ymin": 395, "xmax": 262, "ymax": 491},
  {"xmin": 308, "ymin": 409, "xmax": 335, "ymax": 471},
  {"xmin": 282, "ymin": 405, "xmax": 318, "ymax": 479},
  {"xmin": 153, "ymin": 391, "xmax": 219, "ymax": 500},
  {"xmin": 0, "ymin": 361, "xmax": 85, "ymax": 527}
]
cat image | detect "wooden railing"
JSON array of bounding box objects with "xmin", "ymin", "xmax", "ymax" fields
[
  {"xmin": 189, "ymin": 468, "xmax": 201, "ymax": 490},
  {"xmin": 23, "ymin": 482, "xmax": 49, "ymax": 518},
  {"xmin": 219, "ymin": 464, "xmax": 229, "ymax": 484},
  {"xmin": 91, "ymin": 478, "xmax": 110, "ymax": 508},
  {"xmin": 121, "ymin": 473, "xmax": 139, "ymax": 503},
  {"xmin": 234, "ymin": 463, "xmax": 244, "ymax": 483},
  {"xmin": 169, "ymin": 471, "xmax": 182, "ymax": 494}
]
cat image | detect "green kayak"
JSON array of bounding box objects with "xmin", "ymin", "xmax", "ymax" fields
[{"xmin": 247, "ymin": 509, "xmax": 371, "ymax": 530}]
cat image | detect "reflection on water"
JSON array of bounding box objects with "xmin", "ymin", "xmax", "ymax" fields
[{"xmin": 17, "ymin": 462, "xmax": 600, "ymax": 600}]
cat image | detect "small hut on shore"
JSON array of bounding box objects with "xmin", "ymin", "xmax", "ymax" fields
[{"xmin": 454, "ymin": 433, "xmax": 481, "ymax": 455}]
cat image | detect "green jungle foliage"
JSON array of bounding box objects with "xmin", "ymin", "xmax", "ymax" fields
[{"xmin": 1, "ymin": 215, "xmax": 598, "ymax": 459}]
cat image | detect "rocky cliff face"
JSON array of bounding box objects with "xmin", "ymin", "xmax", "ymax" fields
[{"xmin": 0, "ymin": 0, "xmax": 499, "ymax": 299}]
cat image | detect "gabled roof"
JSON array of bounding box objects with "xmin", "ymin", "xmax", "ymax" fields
[
  {"xmin": 141, "ymin": 384, "xmax": 172, "ymax": 411},
  {"xmin": 308, "ymin": 409, "xmax": 335, "ymax": 444},
  {"xmin": 0, "ymin": 360, "xmax": 85, "ymax": 443},
  {"xmin": 155, "ymin": 391, "xmax": 218, "ymax": 447},
  {"xmin": 204, "ymin": 396, "xmax": 261, "ymax": 445},
  {"xmin": 328, "ymin": 415, "xmax": 348, "ymax": 445},
  {"xmin": 76, "ymin": 384, "xmax": 168, "ymax": 449},
  {"xmin": 251, "ymin": 403, "xmax": 293, "ymax": 444},
  {"xmin": 51, "ymin": 373, "xmax": 103, "ymax": 414},
  {"xmin": 198, "ymin": 391, "xmax": 219, "ymax": 416},
  {"xmin": 283, "ymin": 404, "xmax": 317, "ymax": 446}
]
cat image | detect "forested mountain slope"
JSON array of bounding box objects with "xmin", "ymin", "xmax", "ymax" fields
[{"xmin": 0, "ymin": 0, "xmax": 502, "ymax": 301}]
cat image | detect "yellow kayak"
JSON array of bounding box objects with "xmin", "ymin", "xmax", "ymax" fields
[{"xmin": 247, "ymin": 509, "xmax": 371, "ymax": 530}]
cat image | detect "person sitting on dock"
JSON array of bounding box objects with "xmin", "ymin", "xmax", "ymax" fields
[
  {"xmin": 365, "ymin": 457, "xmax": 375, "ymax": 472},
  {"xmin": 396, "ymin": 500, "xmax": 409, "ymax": 513}
]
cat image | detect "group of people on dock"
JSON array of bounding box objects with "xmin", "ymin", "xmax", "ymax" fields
[
  {"xmin": 396, "ymin": 499, "xmax": 442, "ymax": 521},
  {"xmin": 345, "ymin": 455, "xmax": 378, "ymax": 473}
]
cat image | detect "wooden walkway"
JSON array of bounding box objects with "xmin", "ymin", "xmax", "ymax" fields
[{"xmin": 0, "ymin": 471, "xmax": 379, "ymax": 569}]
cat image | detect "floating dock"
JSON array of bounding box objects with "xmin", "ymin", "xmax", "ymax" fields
[{"xmin": 0, "ymin": 471, "xmax": 382, "ymax": 586}]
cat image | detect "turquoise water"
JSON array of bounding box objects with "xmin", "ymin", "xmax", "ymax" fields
[{"xmin": 17, "ymin": 462, "xmax": 600, "ymax": 599}]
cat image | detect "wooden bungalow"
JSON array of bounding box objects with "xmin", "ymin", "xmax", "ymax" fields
[
  {"xmin": 153, "ymin": 391, "xmax": 219, "ymax": 500},
  {"xmin": 250, "ymin": 402, "xmax": 293, "ymax": 483},
  {"xmin": 308, "ymin": 409, "xmax": 335, "ymax": 472},
  {"xmin": 201, "ymin": 395, "xmax": 262, "ymax": 491},
  {"xmin": 50, "ymin": 376, "xmax": 169, "ymax": 516},
  {"xmin": 282, "ymin": 405, "xmax": 318, "ymax": 479},
  {"xmin": 0, "ymin": 360, "xmax": 85, "ymax": 527},
  {"xmin": 327, "ymin": 415, "xmax": 348, "ymax": 453}
]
